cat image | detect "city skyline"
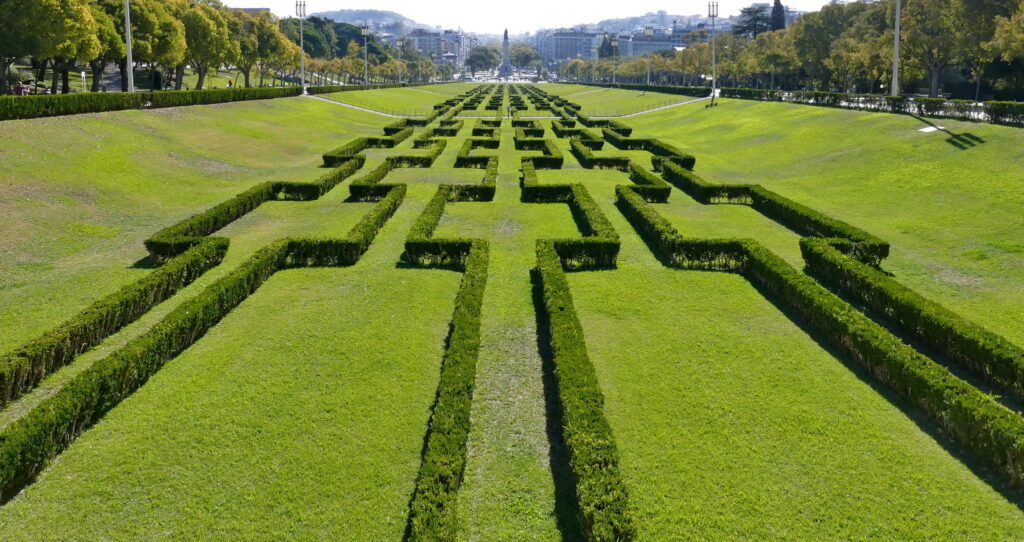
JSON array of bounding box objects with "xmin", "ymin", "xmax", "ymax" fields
[{"xmin": 223, "ymin": 1, "xmax": 835, "ymax": 35}]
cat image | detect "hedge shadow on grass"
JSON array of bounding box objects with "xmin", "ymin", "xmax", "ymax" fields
[
  {"xmin": 746, "ymin": 274, "xmax": 1024, "ymax": 514},
  {"xmin": 531, "ymin": 268, "xmax": 586, "ymax": 542}
]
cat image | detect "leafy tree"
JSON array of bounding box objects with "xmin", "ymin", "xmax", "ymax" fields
[
  {"xmin": 903, "ymin": 0, "xmax": 959, "ymax": 97},
  {"xmin": 771, "ymin": 0, "xmax": 787, "ymax": 31},
  {"xmin": 0, "ymin": 1, "xmax": 51, "ymax": 93},
  {"xmin": 87, "ymin": 2, "xmax": 125, "ymax": 92},
  {"xmin": 35, "ymin": 0, "xmax": 101, "ymax": 94},
  {"xmin": 598, "ymin": 36, "xmax": 619, "ymax": 59},
  {"xmin": 992, "ymin": 1, "xmax": 1024, "ymax": 61},
  {"xmin": 733, "ymin": 5, "xmax": 772, "ymax": 38},
  {"xmin": 232, "ymin": 10, "xmax": 286, "ymax": 88},
  {"xmin": 181, "ymin": 3, "xmax": 237, "ymax": 89},
  {"xmin": 465, "ymin": 46, "xmax": 500, "ymax": 76},
  {"xmin": 509, "ymin": 43, "xmax": 540, "ymax": 73}
]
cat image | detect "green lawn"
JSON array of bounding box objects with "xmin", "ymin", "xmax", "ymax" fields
[
  {"xmin": 323, "ymin": 83, "xmax": 478, "ymax": 114},
  {"xmin": 625, "ymin": 98, "xmax": 1024, "ymax": 344},
  {"xmin": 542, "ymin": 83, "xmax": 703, "ymax": 115},
  {"xmin": 0, "ymin": 189, "xmax": 463, "ymax": 537},
  {"xmin": 0, "ymin": 96, "xmax": 385, "ymax": 354},
  {"xmin": 1, "ymin": 83, "xmax": 1022, "ymax": 538},
  {"xmin": 567, "ymin": 185, "xmax": 1024, "ymax": 539}
]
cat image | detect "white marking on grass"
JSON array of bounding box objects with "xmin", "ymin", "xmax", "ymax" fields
[{"xmin": 918, "ymin": 126, "xmax": 945, "ymax": 133}]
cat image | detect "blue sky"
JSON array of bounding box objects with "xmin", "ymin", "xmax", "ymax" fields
[{"xmin": 223, "ymin": 0, "xmax": 834, "ymax": 34}]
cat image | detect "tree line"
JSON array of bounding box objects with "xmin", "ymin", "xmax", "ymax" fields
[
  {"xmin": 0, "ymin": 0, "xmax": 445, "ymax": 95},
  {"xmin": 558, "ymin": 0, "xmax": 1024, "ymax": 100}
]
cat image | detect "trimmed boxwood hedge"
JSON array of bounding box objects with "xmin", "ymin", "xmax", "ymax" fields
[
  {"xmin": 575, "ymin": 82, "xmax": 712, "ymax": 99},
  {"xmin": 146, "ymin": 157, "xmax": 366, "ymax": 260},
  {"xmin": 0, "ymin": 238, "xmax": 227, "ymax": 408},
  {"xmin": 661, "ymin": 162, "xmax": 889, "ymax": 265},
  {"xmin": 802, "ymin": 237, "xmax": 1024, "ymax": 402},
  {"xmin": 616, "ymin": 185, "xmax": 1024, "ymax": 488},
  {"xmin": 534, "ymin": 240, "xmax": 636, "ymax": 540},
  {"xmin": 0, "ymin": 184, "xmax": 406, "ymax": 501},
  {"xmin": 569, "ymin": 139, "xmax": 630, "ymax": 171}
]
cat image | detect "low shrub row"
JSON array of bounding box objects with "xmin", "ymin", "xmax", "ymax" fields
[
  {"xmin": 627, "ymin": 162, "xmax": 672, "ymax": 203},
  {"xmin": 569, "ymin": 139, "xmax": 630, "ymax": 171},
  {"xmin": 534, "ymin": 240, "xmax": 636, "ymax": 540},
  {"xmin": 524, "ymin": 139, "xmax": 564, "ymax": 169},
  {"xmin": 349, "ymin": 162, "xmax": 395, "ymax": 200},
  {"xmin": 601, "ymin": 129, "xmax": 697, "ymax": 170},
  {"xmin": 718, "ymin": 88, "xmax": 1024, "ymax": 127},
  {"xmin": 802, "ymin": 237, "xmax": 1024, "ymax": 402},
  {"xmin": 146, "ymin": 157, "xmax": 366, "ymax": 259},
  {"xmin": 661, "ymin": 162, "xmax": 889, "ymax": 265},
  {"xmin": 0, "ymin": 238, "xmax": 227, "ymax": 408},
  {"xmin": 388, "ymin": 139, "xmax": 447, "ymax": 168},
  {"xmin": 321, "ymin": 127, "xmax": 413, "ymax": 167},
  {"xmin": 615, "ymin": 186, "xmax": 1024, "ymax": 488},
  {"xmin": 455, "ymin": 138, "xmax": 499, "ymax": 168},
  {"xmin": 575, "ymin": 82, "xmax": 712, "ymax": 99},
  {"xmin": 0, "ymin": 185, "xmax": 407, "ymax": 500}
]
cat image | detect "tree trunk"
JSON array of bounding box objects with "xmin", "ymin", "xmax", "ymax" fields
[
  {"xmin": 37, "ymin": 59, "xmax": 48, "ymax": 89},
  {"xmin": 974, "ymin": 72, "xmax": 982, "ymax": 102},
  {"xmin": 118, "ymin": 58, "xmax": 128, "ymax": 92},
  {"xmin": 242, "ymin": 67, "xmax": 251, "ymax": 88},
  {"xmin": 175, "ymin": 65, "xmax": 185, "ymax": 90},
  {"xmin": 50, "ymin": 59, "xmax": 61, "ymax": 94},
  {"xmin": 196, "ymin": 65, "xmax": 207, "ymax": 90},
  {"xmin": 61, "ymin": 66, "xmax": 70, "ymax": 94},
  {"xmin": 929, "ymin": 66, "xmax": 941, "ymax": 98},
  {"xmin": 0, "ymin": 58, "xmax": 11, "ymax": 94},
  {"xmin": 90, "ymin": 59, "xmax": 105, "ymax": 91}
]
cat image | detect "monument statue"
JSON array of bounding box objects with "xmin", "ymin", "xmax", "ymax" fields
[{"xmin": 498, "ymin": 29, "xmax": 514, "ymax": 78}]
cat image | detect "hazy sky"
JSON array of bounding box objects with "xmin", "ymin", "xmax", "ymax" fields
[{"xmin": 224, "ymin": 0, "xmax": 834, "ymax": 35}]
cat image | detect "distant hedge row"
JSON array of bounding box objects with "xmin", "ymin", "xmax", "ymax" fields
[
  {"xmin": 719, "ymin": 88, "xmax": 1024, "ymax": 127},
  {"xmin": 0, "ymin": 83, "xmax": 434, "ymax": 121},
  {"xmin": 577, "ymin": 82, "xmax": 713, "ymax": 99}
]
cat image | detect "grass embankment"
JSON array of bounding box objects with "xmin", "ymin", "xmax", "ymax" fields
[
  {"xmin": 627, "ymin": 97, "xmax": 1024, "ymax": 344},
  {"xmin": 0, "ymin": 96, "xmax": 385, "ymax": 354},
  {"xmin": 544, "ymin": 83, "xmax": 704, "ymax": 115},
  {"xmin": 323, "ymin": 83, "xmax": 478, "ymax": 113}
]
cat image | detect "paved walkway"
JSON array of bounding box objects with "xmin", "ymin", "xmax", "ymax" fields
[{"xmin": 591, "ymin": 96, "xmax": 712, "ymax": 118}]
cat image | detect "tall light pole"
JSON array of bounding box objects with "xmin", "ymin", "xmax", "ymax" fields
[
  {"xmin": 709, "ymin": 2, "xmax": 718, "ymax": 106},
  {"xmin": 123, "ymin": 0, "xmax": 134, "ymax": 92},
  {"xmin": 296, "ymin": 1, "xmax": 306, "ymax": 93},
  {"xmin": 611, "ymin": 36, "xmax": 618, "ymax": 84},
  {"xmin": 891, "ymin": 0, "xmax": 901, "ymax": 97},
  {"xmin": 362, "ymin": 26, "xmax": 370, "ymax": 84}
]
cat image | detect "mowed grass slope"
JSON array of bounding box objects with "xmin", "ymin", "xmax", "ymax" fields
[
  {"xmin": 0, "ymin": 184, "xmax": 463, "ymax": 539},
  {"xmin": 626, "ymin": 97, "xmax": 1024, "ymax": 344},
  {"xmin": 568, "ymin": 179, "xmax": 1024, "ymax": 539},
  {"xmin": 543, "ymin": 83, "xmax": 703, "ymax": 114},
  {"xmin": 0, "ymin": 96, "xmax": 387, "ymax": 354},
  {"xmin": 323, "ymin": 83, "xmax": 478, "ymax": 112}
]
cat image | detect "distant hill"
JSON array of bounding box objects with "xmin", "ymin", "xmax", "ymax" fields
[
  {"xmin": 312, "ymin": 9, "xmax": 432, "ymax": 34},
  {"xmin": 589, "ymin": 11, "xmax": 699, "ymax": 33}
]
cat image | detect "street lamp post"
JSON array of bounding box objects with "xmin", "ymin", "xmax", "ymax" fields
[
  {"xmin": 891, "ymin": 0, "xmax": 901, "ymax": 97},
  {"xmin": 576, "ymin": 52, "xmax": 582, "ymax": 82},
  {"xmin": 364, "ymin": 25, "xmax": 372, "ymax": 84},
  {"xmin": 296, "ymin": 1, "xmax": 306, "ymax": 93},
  {"xmin": 611, "ymin": 36, "xmax": 618, "ymax": 84},
  {"xmin": 646, "ymin": 56, "xmax": 651, "ymax": 85},
  {"xmin": 123, "ymin": 0, "xmax": 134, "ymax": 92},
  {"xmin": 709, "ymin": 2, "xmax": 718, "ymax": 106}
]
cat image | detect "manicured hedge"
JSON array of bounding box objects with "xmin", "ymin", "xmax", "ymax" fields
[
  {"xmin": 576, "ymin": 82, "xmax": 712, "ymax": 99},
  {"xmin": 661, "ymin": 162, "xmax": 888, "ymax": 265},
  {"xmin": 616, "ymin": 186, "xmax": 1024, "ymax": 488},
  {"xmin": 718, "ymin": 88, "xmax": 1024, "ymax": 127},
  {"xmin": 534, "ymin": 240, "xmax": 636, "ymax": 540},
  {"xmin": 0, "ymin": 238, "xmax": 227, "ymax": 408},
  {"xmin": 388, "ymin": 139, "xmax": 447, "ymax": 168},
  {"xmin": 406, "ymin": 239, "xmax": 489, "ymax": 538},
  {"xmin": 569, "ymin": 139, "xmax": 630, "ymax": 171},
  {"xmin": 146, "ymin": 157, "xmax": 365, "ymax": 259},
  {"xmin": 0, "ymin": 185, "xmax": 407, "ymax": 500},
  {"xmin": 627, "ymin": 162, "xmax": 671, "ymax": 203},
  {"xmin": 802, "ymin": 237, "xmax": 1024, "ymax": 402}
]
